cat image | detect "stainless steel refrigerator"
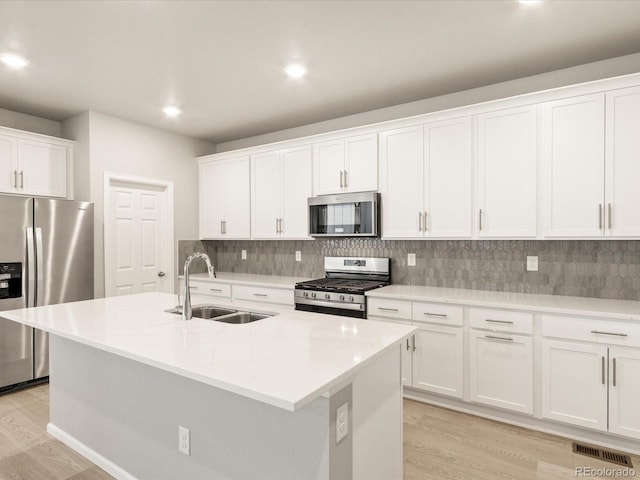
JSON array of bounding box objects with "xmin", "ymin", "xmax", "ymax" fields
[{"xmin": 0, "ymin": 196, "xmax": 94, "ymax": 391}]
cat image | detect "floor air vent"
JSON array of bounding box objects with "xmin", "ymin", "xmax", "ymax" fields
[{"xmin": 572, "ymin": 442, "xmax": 633, "ymax": 467}]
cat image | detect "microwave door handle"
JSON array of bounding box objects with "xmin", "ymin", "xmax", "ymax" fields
[{"xmin": 26, "ymin": 227, "xmax": 36, "ymax": 308}]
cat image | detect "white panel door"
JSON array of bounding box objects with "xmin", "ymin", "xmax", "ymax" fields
[
  {"xmin": 609, "ymin": 346, "xmax": 640, "ymax": 440},
  {"xmin": 199, "ymin": 160, "xmax": 226, "ymax": 239},
  {"xmin": 469, "ymin": 330, "xmax": 533, "ymax": 414},
  {"xmin": 18, "ymin": 139, "xmax": 68, "ymax": 197},
  {"xmin": 541, "ymin": 340, "xmax": 608, "ymax": 431},
  {"xmin": 605, "ymin": 87, "xmax": 640, "ymax": 237},
  {"xmin": 424, "ymin": 117, "xmax": 472, "ymax": 238},
  {"xmin": 345, "ymin": 133, "xmax": 378, "ymax": 193},
  {"xmin": 0, "ymin": 134, "xmax": 17, "ymax": 193},
  {"xmin": 312, "ymin": 139, "xmax": 344, "ymax": 195},
  {"xmin": 412, "ymin": 324, "xmax": 464, "ymax": 398},
  {"xmin": 541, "ymin": 94, "xmax": 605, "ymax": 237},
  {"xmin": 379, "ymin": 126, "xmax": 424, "ymax": 238},
  {"xmin": 477, "ymin": 106, "xmax": 537, "ymax": 238},
  {"xmin": 222, "ymin": 156, "xmax": 251, "ymax": 239},
  {"xmin": 106, "ymin": 183, "xmax": 169, "ymax": 296},
  {"xmin": 281, "ymin": 145, "xmax": 312, "ymax": 239},
  {"xmin": 251, "ymin": 151, "xmax": 281, "ymax": 239}
]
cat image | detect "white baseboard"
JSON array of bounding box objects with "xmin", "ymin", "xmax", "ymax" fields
[{"xmin": 47, "ymin": 423, "xmax": 139, "ymax": 480}]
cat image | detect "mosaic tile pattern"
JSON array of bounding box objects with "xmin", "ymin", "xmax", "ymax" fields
[{"xmin": 178, "ymin": 239, "xmax": 640, "ymax": 301}]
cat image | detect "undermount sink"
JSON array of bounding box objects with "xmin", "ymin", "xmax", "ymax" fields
[{"xmin": 165, "ymin": 304, "xmax": 273, "ymax": 324}]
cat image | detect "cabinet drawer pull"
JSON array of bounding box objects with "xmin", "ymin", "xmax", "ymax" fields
[
  {"xmin": 613, "ymin": 357, "xmax": 617, "ymax": 387},
  {"xmin": 485, "ymin": 319, "xmax": 514, "ymax": 325},
  {"xmin": 590, "ymin": 330, "xmax": 628, "ymax": 337},
  {"xmin": 418, "ymin": 212, "xmax": 423, "ymax": 232},
  {"xmin": 412, "ymin": 334, "xmax": 416, "ymax": 352},
  {"xmin": 253, "ymin": 293, "xmax": 268, "ymax": 297},
  {"xmin": 424, "ymin": 211, "xmax": 428, "ymax": 231},
  {"xmin": 608, "ymin": 203, "xmax": 612, "ymax": 230},
  {"xmin": 378, "ymin": 307, "xmax": 399, "ymax": 312},
  {"xmin": 485, "ymin": 335, "xmax": 513, "ymax": 342},
  {"xmin": 598, "ymin": 204, "xmax": 603, "ymax": 230},
  {"xmin": 479, "ymin": 209, "xmax": 483, "ymax": 231},
  {"xmin": 424, "ymin": 312, "xmax": 447, "ymax": 318},
  {"xmin": 339, "ymin": 170, "xmax": 344, "ymax": 188},
  {"xmin": 406, "ymin": 338, "xmax": 410, "ymax": 351},
  {"xmin": 343, "ymin": 170, "xmax": 348, "ymax": 189},
  {"xmin": 20, "ymin": 170, "xmax": 23, "ymax": 188},
  {"xmin": 209, "ymin": 288, "xmax": 222, "ymax": 292},
  {"xmin": 601, "ymin": 356, "xmax": 605, "ymax": 385},
  {"xmin": 13, "ymin": 170, "xmax": 17, "ymax": 188}
]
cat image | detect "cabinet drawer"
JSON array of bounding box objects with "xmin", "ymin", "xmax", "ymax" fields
[
  {"xmin": 185, "ymin": 280, "xmax": 231, "ymax": 298},
  {"xmin": 232, "ymin": 285, "xmax": 293, "ymax": 306},
  {"xmin": 367, "ymin": 298, "xmax": 412, "ymax": 320},
  {"xmin": 469, "ymin": 307, "xmax": 533, "ymax": 335},
  {"xmin": 541, "ymin": 315, "xmax": 640, "ymax": 348},
  {"xmin": 412, "ymin": 302, "xmax": 463, "ymax": 326}
]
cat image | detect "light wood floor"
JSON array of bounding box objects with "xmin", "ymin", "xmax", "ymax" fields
[{"xmin": 0, "ymin": 385, "xmax": 637, "ymax": 479}]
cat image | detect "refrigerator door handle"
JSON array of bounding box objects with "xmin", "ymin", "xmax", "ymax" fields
[
  {"xmin": 35, "ymin": 227, "xmax": 44, "ymax": 307},
  {"xmin": 26, "ymin": 227, "xmax": 36, "ymax": 308}
]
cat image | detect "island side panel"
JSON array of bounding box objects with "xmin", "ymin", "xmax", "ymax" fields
[{"xmin": 48, "ymin": 335, "xmax": 332, "ymax": 480}]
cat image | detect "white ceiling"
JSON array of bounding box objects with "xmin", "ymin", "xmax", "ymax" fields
[{"xmin": 1, "ymin": 0, "xmax": 640, "ymax": 144}]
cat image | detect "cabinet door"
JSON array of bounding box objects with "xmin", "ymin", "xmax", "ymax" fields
[
  {"xmin": 18, "ymin": 139, "xmax": 68, "ymax": 197},
  {"xmin": 469, "ymin": 330, "xmax": 533, "ymax": 414},
  {"xmin": 541, "ymin": 340, "xmax": 607, "ymax": 431},
  {"xmin": 252, "ymin": 151, "xmax": 281, "ymax": 239},
  {"xmin": 379, "ymin": 126, "xmax": 424, "ymax": 238},
  {"xmin": 412, "ymin": 324, "xmax": 463, "ymax": 398},
  {"xmin": 609, "ymin": 346, "xmax": 640, "ymax": 440},
  {"xmin": 371, "ymin": 316, "xmax": 413, "ymax": 386},
  {"xmin": 424, "ymin": 117, "xmax": 472, "ymax": 238},
  {"xmin": 312, "ymin": 139, "xmax": 344, "ymax": 195},
  {"xmin": 477, "ymin": 106, "xmax": 537, "ymax": 238},
  {"xmin": 223, "ymin": 157, "xmax": 251, "ymax": 238},
  {"xmin": 345, "ymin": 133, "xmax": 378, "ymax": 192},
  {"xmin": 541, "ymin": 94, "xmax": 605, "ymax": 237},
  {"xmin": 199, "ymin": 160, "xmax": 227, "ymax": 239},
  {"xmin": 605, "ymin": 87, "xmax": 640, "ymax": 237},
  {"xmin": 281, "ymin": 146, "xmax": 312, "ymax": 239},
  {"xmin": 0, "ymin": 134, "xmax": 17, "ymax": 193}
]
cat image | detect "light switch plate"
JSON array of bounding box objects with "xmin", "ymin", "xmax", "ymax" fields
[
  {"xmin": 336, "ymin": 402, "xmax": 348, "ymax": 444},
  {"xmin": 526, "ymin": 256, "xmax": 538, "ymax": 272},
  {"xmin": 241, "ymin": 250, "xmax": 247, "ymax": 260},
  {"xmin": 408, "ymin": 253, "xmax": 416, "ymax": 267},
  {"xmin": 295, "ymin": 251, "xmax": 302, "ymax": 262}
]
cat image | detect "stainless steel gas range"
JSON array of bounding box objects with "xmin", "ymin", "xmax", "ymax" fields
[{"xmin": 294, "ymin": 257, "xmax": 390, "ymax": 319}]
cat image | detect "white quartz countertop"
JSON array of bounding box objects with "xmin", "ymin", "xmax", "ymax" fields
[
  {"xmin": 179, "ymin": 272, "xmax": 313, "ymax": 289},
  {"xmin": 1, "ymin": 292, "xmax": 415, "ymax": 411},
  {"xmin": 367, "ymin": 285, "xmax": 640, "ymax": 321}
]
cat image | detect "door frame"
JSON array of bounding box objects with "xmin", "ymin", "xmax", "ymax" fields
[{"xmin": 103, "ymin": 172, "xmax": 175, "ymax": 297}]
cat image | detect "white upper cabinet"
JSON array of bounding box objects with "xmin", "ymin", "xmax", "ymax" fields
[
  {"xmin": 199, "ymin": 156, "xmax": 250, "ymax": 239},
  {"xmin": 252, "ymin": 145, "xmax": 312, "ymax": 239},
  {"xmin": 477, "ymin": 106, "xmax": 537, "ymax": 238},
  {"xmin": 605, "ymin": 86, "xmax": 640, "ymax": 237},
  {"xmin": 424, "ymin": 117, "xmax": 472, "ymax": 238},
  {"xmin": 540, "ymin": 94, "xmax": 605, "ymax": 237},
  {"xmin": 0, "ymin": 128, "xmax": 72, "ymax": 198},
  {"xmin": 313, "ymin": 133, "xmax": 377, "ymax": 195},
  {"xmin": 379, "ymin": 126, "xmax": 424, "ymax": 238}
]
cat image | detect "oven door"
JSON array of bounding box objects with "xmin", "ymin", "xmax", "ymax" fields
[{"xmin": 308, "ymin": 191, "xmax": 378, "ymax": 237}]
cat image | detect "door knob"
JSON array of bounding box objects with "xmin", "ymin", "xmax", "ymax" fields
[{"xmin": 157, "ymin": 271, "xmax": 166, "ymax": 277}]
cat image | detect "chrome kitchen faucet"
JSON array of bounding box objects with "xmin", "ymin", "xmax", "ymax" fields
[{"xmin": 182, "ymin": 252, "xmax": 216, "ymax": 320}]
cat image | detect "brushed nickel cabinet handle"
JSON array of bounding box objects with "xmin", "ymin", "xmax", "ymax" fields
[
  {"xmin": 221, "ymin": 220, "xmax": 224, "ymax": 234},
  {"xmin": 253, "ymin": 293, "xmax": 268, "ymax": 297},
  {"xmin": 424, "ymin": 312, "xmax": 447, "ymax": 318},
  {"xmin": 485, "ymin": 335, "xmax": 514, "ymax": 342},
  {"xmin": 406, "ymin": 338, "xmax": 410, "ymax": 351},
  {"xmin": 223, "ymin": 220, "xmax": 227, "ymax": 234},
  {"xmin": 590, "ymin": 330, "xmax": 628, "ymax": 337},
  {"xmin": 608, "ymin": 203, "xmax": 612, "ymax": 230},
  {"xmin": 602, "ymin": 356, "xmax": 605, "ymax": 385},
  {"xmin": 343, "ymin": 170, "xmax": 348, "ymax": 189},
  {"xmin": 279, "ymin": 218, "xmax": 283, "ymax": 234},
  {"xmin": 339, "ymin": 170, "xmax": 344, "ymax": 188},
  {"xmin": 613, "ymin": 357, "xmax": 617, "ymax": 387},
  {"xmin": 378, "ymin": 307, "xmax": 399, "ymax": 312},
  {"xmin": 479, "ymin": 209, "xmax": 483, "ymax": 231},
  {"xmin": 13, "ymin": 170, "xmax": 17, "ymax": 188},
  {"xmin": 412, "ymin": 334, "xmax": 416, "ymax": 352},
  {"xmin": 275, "ymin": 218, "xmax": 279, "ymax": 233},
  {"xmin": 598, "ymin": 204, "xmax": 603, "ymax": 229},
  {"xmin": 424, "ymin": 211, "xmax": 428, "ymax": 231},
  {"xmin": 485, "ymin": 319, "xmax": 514, "ymax": 325},
  {"xmin": 20, "ymin": 170, "xmax": 23, "ymax": 188},
  {"xmin": 418, "ymin": 212, "xmax": 422, "ymax": 232},
  {"xmin": 209, "ymin": 288, "xmax": 222, "ymax": 292}
]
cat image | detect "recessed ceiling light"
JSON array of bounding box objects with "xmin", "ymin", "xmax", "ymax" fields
[
  {"xmin": 162, "ymin": 105, "xmax": 181, "ymax": 117},
  {"xmin": 1, "ymin": 53, "xmax": 29, "ymax": 69},
  {"xmin": 284, "ymin": 63, "xmax": 307, "ymax": 79}
]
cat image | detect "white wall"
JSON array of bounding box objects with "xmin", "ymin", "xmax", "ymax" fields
[
  {"xmin": 0, "ymin": 107, "xmax": 62, "ymax": 137},
  {"xmin": 217, "ymin": 52, "xmax": 640, "ymax": 152},
  {"xmin": 63, "ymin": 111, "xmax": 215, "ymax": 298}
]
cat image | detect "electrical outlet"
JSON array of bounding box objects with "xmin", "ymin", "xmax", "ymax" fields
[
  {"xmin": 295, "ymin": 251, "xmax": 302, "ymax": 262},
  {"xmin": 407, "ymin": 253, "xmax": 416, "ymax": 267},
  {"xmin": 241, "ymin": 250, "xmax": 247, "ymax": 260},
  {"xmin": 178, "ymin": 426, "xmax": 190, "ymax": 455},
  {"xmin": 526, "ymin": 256, "xmax": 539, "ymax": 272},
  {"xmin": 336, "ymin": 402, "xmax": 348, "ymax": 444}
]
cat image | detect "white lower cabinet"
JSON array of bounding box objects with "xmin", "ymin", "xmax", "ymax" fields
[
  {"xmin": 412, "ymin": 324, "xmax": 463, "ymax": 398},
  {"xmin": 469, "ymin": 329, "xmax": 533, "ymax": 414},
  {"xmin": 608, "ymin": 346, "xmax": 640, "ymax": 439}
]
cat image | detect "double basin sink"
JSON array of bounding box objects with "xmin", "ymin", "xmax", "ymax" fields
[{"xmin": 166, "ymin": 305, "xmax": 273, "ymax": 324}]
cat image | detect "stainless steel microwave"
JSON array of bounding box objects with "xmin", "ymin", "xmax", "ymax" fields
[{"xmin": 308, "ymin": 191, "xmax": 379, "ymax": 237}]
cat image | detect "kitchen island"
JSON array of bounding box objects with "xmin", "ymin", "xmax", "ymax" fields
[{"xmin": 1, "ymin": 292, "xmax": 415, "ymax": 480}]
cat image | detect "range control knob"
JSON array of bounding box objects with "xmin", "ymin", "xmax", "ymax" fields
[
  {"xmin": 311, "ymin": 292, "xmax": 317, "ymax": 298},
  {"xmin": 339, "ymin": 295, "xmax": 345, "ymax": 301},
  {"xmin": 303, "ymin": 292, "xmax": 308, "ymax": 298},
  {"xmin": 349, "ymin": 296, "xmax": 354, "ymax": 302},
  {"xmin": 325, "ymin": 293, "xmax": 331, "ymax": 300}
]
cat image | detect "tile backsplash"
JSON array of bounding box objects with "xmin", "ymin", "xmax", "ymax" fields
[{"xmin": 178, "ymin": 239, "xmax": 640, "ymax": 301}]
